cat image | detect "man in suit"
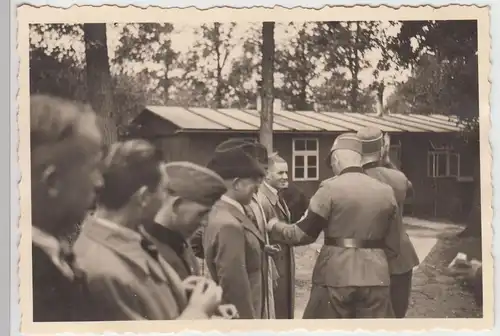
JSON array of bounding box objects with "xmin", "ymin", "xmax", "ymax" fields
[
  {"xmin": 191, "ymin": 139, "xmax": 278, "ymax": 318},
  {"xmin": 258, "ymin": 153, "xmax": 295, "ymax": 319},
  {"xmin": 30, "ymin": 95, "xmax": 104, "ymax": 322},
  {"xmin": 142, "ymin": 161, "xmax": 227, "ymax": 280},
  {"xmin": 74, "ymin": 140, "xmax": 222, "ymax": 321},
  {"xmin": 267, "ymin": 133, "xmax": 401, "ymax": 318},
  {"xmin": 203, "ymin": 141, "xmax": 269, "ymax": 319},
  {"xmin": 357, "ymin": 127, "xmax": 420, "ymax": 318}
]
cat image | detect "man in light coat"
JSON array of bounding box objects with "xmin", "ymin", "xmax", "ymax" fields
[
  {"xmin": 74, "ymin": 140, "xmax": 222, "ymax": 321},
  {"xmin": 258, "ymin": 153, "xmax": 295, "ymax": 319}
]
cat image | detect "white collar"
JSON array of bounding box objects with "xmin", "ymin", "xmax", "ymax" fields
[
  {"xmin": 93, "ymin": 215, "xmax": 143, "ymax": 242},
  {"xmin": 264, "ymin": 181, "xmax": 278, "ymax": 196},
  {"xmin": 220, "ymin": 195, "xmax": 245, "ymax": 215},
  {"xmin": 32, "ymin": 226, "xmax": 75, "ymax": 279}
]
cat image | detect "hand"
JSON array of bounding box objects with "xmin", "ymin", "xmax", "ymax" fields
[
  {"xmin": 216, "ymin": 304, "xmax": 239, "ymax": 319},
  {"xmin": 182, "ymin": 277, "xmax": 222, "ymax": 318},
  {"xmin": 264, "ymin": 244, "xmax": 281, "ymax": 255},
  {"xmin": 266, "ymin": 217, "xmax": 279, "ymax": 231}
]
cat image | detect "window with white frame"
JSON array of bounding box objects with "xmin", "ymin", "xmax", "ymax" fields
[
  {"xmin": 427, "ymin": 150, "xmax": 460, "ymax": 178},
  {"xmin": 292, "ymin": 138, "xmax": 319, "ymax": 181}
]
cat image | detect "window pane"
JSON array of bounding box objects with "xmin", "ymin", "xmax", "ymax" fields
[
  {"xmin": 294, "ymin": 139, "xmax": 306, "ymax": 151},
  {"xmin": 307, "ymin": 155, "xmax": 317, "ymax": 167},
  {"xmin": 306, "ymin": 139, "xmax": 317, "ymax": 151},
  {"xmin": 437, "ymin": 153, "xmax": 448, "ymax": 176},
  {"xmin": 449, "ymin": 153, "xmax": 459, "ymax": 177},
  {"xmin": 307, "ymin": 167, "xmax": 317, "ymax": 178},
  {"xmin": 295, "ymin": 167, "xmax": 304, "ymax": 179},
  {"xmin": 295, "ymin": 155, "xmax": 304, "ymax": 167}
]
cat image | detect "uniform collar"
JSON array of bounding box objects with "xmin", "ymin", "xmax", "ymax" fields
[
  {"xmin": 363, "ymin": 161, "xmax": 380, "ymax": 170},
  {"xmin": 339, "ymin": 166, "xmax": 365, "ymax": 175}
]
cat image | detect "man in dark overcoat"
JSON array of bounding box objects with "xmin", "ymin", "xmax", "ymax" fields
[
  {"xmin": 267, "ymin": 133, "xmax": 402, "ymax": 318},
  {"xmin": 203, "ymin": 141, "xmax": 270, "ymax": 319},
  {"xmin": 357, "ymin": 127, "xmax": 420, "ymax": 318},
  {"xmin": 257, "ymin": 153, "xmax": 295, "ymax": 319},
  {"xmin": 74, "ymin": 140, "xmax": 223, "ymax": 320},
  {"xmin": 30, "ymin": 95, "xmax": 104, "ymax": 322},
  {"xmin": 141, "ymin": 161, "xmax": 226, "ymax": 280}
]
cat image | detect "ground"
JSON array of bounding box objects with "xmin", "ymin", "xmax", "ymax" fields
[{"xmin": 293, "ymin": 217, "xmax": 483, "ymax": 319}]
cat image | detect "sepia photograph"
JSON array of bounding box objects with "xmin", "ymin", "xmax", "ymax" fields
[{"xmin": 16, "ymin": 4, "xmax": 492, "ymax": 334}]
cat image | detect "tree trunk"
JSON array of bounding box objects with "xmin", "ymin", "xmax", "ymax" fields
[
  {"xmin": 214, "ymin": 23, "xmax": 223, "ymax": 109},
  {"xmin": 375, "ymin": 81, "xmax": 385, "ymax": 116},
  {"xmin": 83, "ymin": 23, "xmax": 117, "ymax": 146},
  {"xmin": 350, "ymin": 22, "xmax": 361, "ymax": 111},
  {"xmin": 260, "ymin": 22, "xmax": 275, "ymax": 153}
]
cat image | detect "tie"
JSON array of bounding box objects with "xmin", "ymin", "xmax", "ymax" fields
[{"xmin": 278, "ymin": 195, "xmax": 290, "ymax": 220}]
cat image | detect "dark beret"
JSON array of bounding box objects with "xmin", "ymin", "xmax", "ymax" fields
[
  {"xmin": 163, "ymin": 161, "xmax": 227, "ymax": 206},
  {"xmin": 215, "ymin": 139, "xmax": 269, "ymax": 166},
  {"xmin": 207, "ymin": 142, "xmax": 265, "ymax": 180}
]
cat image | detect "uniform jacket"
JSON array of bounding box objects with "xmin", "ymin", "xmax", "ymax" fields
[
  {"xmin": 142, "ymin": 222, "xmax": 200, "ymax": 280},
  {"xmin": 270, "ymin": 167, "xmax": 401, "ymax": 288},
  {"xmin": 364, "ymin": 164, "xmax": 420, "ymax": 274},
  {"xmin": 203, "ymin": 196, "xmax": 267, "ymax": 319},
  {"xmin": 73, "ymin": 215, "xmax": 188, "ymax": 321},
  {"xmin": 257, "ymin": 182, "xmax": 295, "ymax": 319}
]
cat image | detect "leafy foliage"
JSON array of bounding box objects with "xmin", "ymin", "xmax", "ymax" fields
[
  {"xmin": 114, "ymin": 23, "xmax": 178, "ymax": 104},
  {"xmin": 388, "ymin": 20, "xmax": 479, "ymax": 124}
]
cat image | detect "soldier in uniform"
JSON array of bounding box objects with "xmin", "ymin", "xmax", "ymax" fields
[
  {"xmin": 141, "ymin": 161, "xmax": 227, "ymax": 280},
  {"xmin": 258, "ymin": 153, "xmax": 295, "ymax": 319},
  {"xmin": 74, "ymin": 140, "xmax": 223, "ymax": 320},
  {"xmin": 202, "ymin": 140, "xmax": 270, "ymax": 319},
  {"xmin": 357, "ymin": 127, "xmax": 420, "ymax": 318},
  {"xmin": 266, "ymin": 133, "xmax": 401, "ymax": 319}
]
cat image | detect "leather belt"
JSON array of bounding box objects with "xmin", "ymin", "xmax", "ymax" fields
[{"xmin": 324, "ymin": 237, "xmax": 385, "ymax": 249}]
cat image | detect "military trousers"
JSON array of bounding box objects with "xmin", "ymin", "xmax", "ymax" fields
[
  {"xmin": 302, "ymin": 284, "xmax": 394, "ymax": 319},
  {"xmin": 389, "ymin": 270, "xmax": 413, "ymax": 318}
]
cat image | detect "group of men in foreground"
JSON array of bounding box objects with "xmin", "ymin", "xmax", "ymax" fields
[{"xmin": 31, "ymin": 94, "xmax": 419, "ymax": 322}]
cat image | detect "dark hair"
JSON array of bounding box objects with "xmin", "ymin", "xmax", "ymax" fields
[{"xmin": 96, "ymin": 139, "xmax": 163, "ymax": 210}]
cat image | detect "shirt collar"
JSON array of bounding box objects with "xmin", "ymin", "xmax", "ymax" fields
[
  {"xmin": 32, "ymin": 226, "xmax": 75, "ymax": 279},
  {"xmin": 264, "ymin": 181, "xmax": 278, "ymax": 196},
  {"xmin": 93, "ymin": 216, "xmax": 143, "ymax": 243},
  {"xmin": 220, "ymin": 195, "xmax": 245, "ymax": 215},
  {"xmin": 32, "ymin": 226, "xmax": 60, "ymax": 260}
]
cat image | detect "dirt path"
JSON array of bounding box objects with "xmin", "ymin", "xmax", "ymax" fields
[{"xmin": 293, "ymin": 218, "xmax": 482, "ymax": 318}]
